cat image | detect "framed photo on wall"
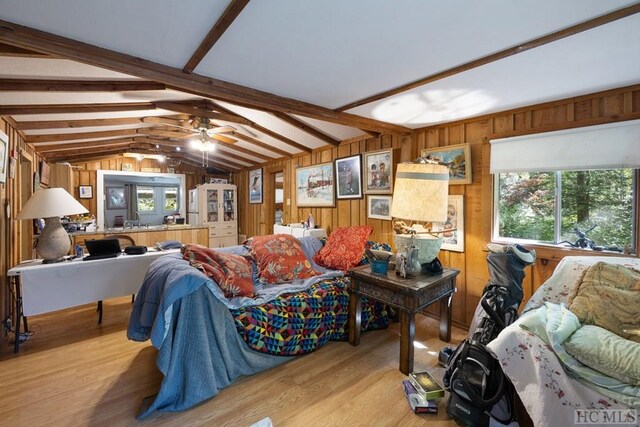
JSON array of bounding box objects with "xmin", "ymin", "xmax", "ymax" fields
[
  {"xmin": 0, "ymin": 130, "xmax": 9, "ymax": 184},
  {"xmin": 79, "ymin": 185, "xmax": 93, "ymax": 199},
  {"xmin": 435, "ymin": 195, "xmax": 464, "ymax": 252},
  {"xmin": 335, "ymin": 154, "xmax": 362, "ymax": 199},
  {"xmin": 295, "ymin": 162, "xmax": 334, "ymax": 207},
  {"xmin": 106, "ymin": 187, "xmax": 127, "ymax": 210},
  {"xmin": 367, "ymin": 195, "xmax": 392, "ymax": 220},
  {"xmin": 249, "ymin": 168, "xmax": 263, "ymax": 204},
  {"xmin": 39, "ymin": 160, "xmax": 51, "ymax": 186},
  {"xmin": 420, "ymin": 143, "xmax": 472, "ymax": 185},
  {"xmin": 364, "ymin": 149, "xmax": 393, "ymax": 194}
]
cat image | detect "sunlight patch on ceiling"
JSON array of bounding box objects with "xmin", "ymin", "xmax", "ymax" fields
[{"xmin": 370, "ymin": 89, "xmax": 498, "ymax": 126}]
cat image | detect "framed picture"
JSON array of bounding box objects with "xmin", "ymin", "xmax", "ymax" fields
[
  {"xmin": 106, "ymin": 187, "xmax": 127, "ymax": 210},
  {"xmin": 367, "ymin": 195, "xmax": 392, "ymax": 220},
  {"xmin": 79, "ymin": 185, "xmax": 93, "ymax": 199},
  {"xmin": 335, "ymin": 154, "xmax": 363, "ymax": 199},
  {"xmin": 249, "ymin": 168, "xmax": 263, "ymax": 204},
  {"xmin": 364, "ymin": 149, "xmax": 393, "ymax": 194},
  {"xmin": 435, "ymin": 195, "xmax": 464, "ymax": 252},
  {"xmin": 0, "ymin": 130, "xmax": 9, "ymax": 184},
  {"xmin": 420, "ymin": 143, "xmax": 472, "ymax": 185},
  {"xmin": 39, "ymin": 161, "xmax": 51, "ymax": 186},
  {"xmin": 295, "ymin": 162, "xmax": 334, "ymax": 207}
]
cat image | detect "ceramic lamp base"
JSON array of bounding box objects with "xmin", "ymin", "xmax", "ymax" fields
[{"xmin": 36, "ymin": 216, "xmax": 72, "ymax": 263}]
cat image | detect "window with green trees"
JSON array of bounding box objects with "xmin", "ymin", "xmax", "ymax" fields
[
  {"xmin": 164, "ymin": 187, "xmax": 178, "ymax": 212},
  {"xmin": 495, "ymin": 169, "xmax": 636, "ymax": 251},
  {"xmin": 136, "ymin": 186, "xmax": 155, "ymax": 212}
]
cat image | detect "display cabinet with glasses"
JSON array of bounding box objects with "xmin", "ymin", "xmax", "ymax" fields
[{"xmin": 196, "ymin": 183, "xmax": 238, "ymax": 247}]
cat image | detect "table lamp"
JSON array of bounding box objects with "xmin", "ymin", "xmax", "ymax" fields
[
  {"xmin": 391, "ymin": 162, "xmax": 449, "ymax": 277},
  {"xmin": 16, "ymin": 187, "xmax": 89, "ymax": 263}
]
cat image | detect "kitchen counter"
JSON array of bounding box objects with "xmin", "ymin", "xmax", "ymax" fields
[{"xmin": 71, "ymin": 225, "xmax": 210, "ymax": 248}]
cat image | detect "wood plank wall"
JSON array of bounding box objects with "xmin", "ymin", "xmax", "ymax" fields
[
  {"xmin": 235, "ymin": 84, "xmax": 640, "ymax": 328},
  {"xmin": 0, "ymin": 117, "xmax": 42, "ymax": 353}
]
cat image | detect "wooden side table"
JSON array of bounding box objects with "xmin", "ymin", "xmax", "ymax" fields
[{"xmin": 348, "ymin": 265, "xmax": 459, "ymax": 375}]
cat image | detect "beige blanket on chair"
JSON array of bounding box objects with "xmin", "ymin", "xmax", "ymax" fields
[{"xmin": 569, "ymin": 261, "xmax": 640, "ymax": 342}]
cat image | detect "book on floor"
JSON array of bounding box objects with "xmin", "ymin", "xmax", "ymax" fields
[
  {"xmin": 402, "ymin": 380, "xmax": 438, "ymax": 414},
  {"xmin": 408, "ymin": 370, "xmax": 445, "ymax": 401}
]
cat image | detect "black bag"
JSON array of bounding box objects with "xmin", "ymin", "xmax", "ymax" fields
[{"xmin": 443, "ymin": 252, "xmax": 529, "ymax": 426}]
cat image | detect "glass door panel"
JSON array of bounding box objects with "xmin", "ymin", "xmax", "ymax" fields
[
  {"xmin": 206, "ymin": 188, "xmax": 219, "ymax": 223},
  {"xmin": 223, "ymin": 189, "xmax": 235, "ymax": 222}
]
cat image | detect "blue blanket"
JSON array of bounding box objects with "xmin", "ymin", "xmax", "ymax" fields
[{"xmin": 128, "ymin": 254, "xmax": 292, "ymax": 419}]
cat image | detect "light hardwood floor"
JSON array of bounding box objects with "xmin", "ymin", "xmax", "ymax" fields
[{"xmin": 0, "ymin": 297, "xmax": 467, "ymax": 426}]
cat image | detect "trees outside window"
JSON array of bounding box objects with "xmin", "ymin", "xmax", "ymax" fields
[{"xmin": 496, "ymin": 169, "xmax": 635, "ymax": 250}]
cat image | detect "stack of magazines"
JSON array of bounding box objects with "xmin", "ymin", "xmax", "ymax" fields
[{"xmin": 402, "ymin": 370, "xmax": 445, "ymax": 414}]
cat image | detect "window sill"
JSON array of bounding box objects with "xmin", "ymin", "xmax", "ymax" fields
[{"xmin": 490, "ymin": 240, "xmax": 636, "ymax": 263}]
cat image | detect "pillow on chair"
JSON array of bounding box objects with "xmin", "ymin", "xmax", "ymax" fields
[{"xmin": 314, "ymin": 226, "xmax": 373, "ymax": 271}]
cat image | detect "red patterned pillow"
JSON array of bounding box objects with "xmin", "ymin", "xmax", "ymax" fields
[
  {"xmin": 181, "ymin": 244, "xmax": 254, "ymax": 298},
  {"xmin": 314, "ymin": 226, "xmax": 374, "ymax": 271},
  {"xmin": 249, "ymin": 234, "xmax": 318, "ymax": 284}
]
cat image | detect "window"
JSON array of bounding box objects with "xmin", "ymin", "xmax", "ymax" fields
[
  {"xmin": 164, "ymin": 187, "xmax": 178, "ymax": 212},
  {"xmin": 136, "ymin": 186, "xmax": 155, "ymax": 212},
  {"xmin": 494, "ymin": 169, "xmax": 636, "ymax": 251}
]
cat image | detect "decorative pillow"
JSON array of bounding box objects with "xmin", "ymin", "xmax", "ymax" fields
[
  {"xmin": 314, "ymin": 226, "xmax": 373, "ymax": 271},
  {"xmin": 181, "ymin": 244, "xmax": 254, "ymax": 298},
  {"xmin": 249, "ymin": 234, "xmax": 318, "ymax": 284},
  {"xmin": 569, "ymin": 262, "xmax": 640, "ymax": 342},
  {"xmin": 564, "ymin": 325, "xmax": 640, "ymax": 385}
]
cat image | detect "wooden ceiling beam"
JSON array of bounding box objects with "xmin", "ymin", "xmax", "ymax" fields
[
  {"xmin": 208, "ymin": 101, "xmax": 311, "ymax": 153},
  {"xmin": 269, "ymin": 111, "xmax": 340, "ymax": 146},
  {"xmin": 153, "ymin": 102, "xmax": 251, "ymax": 124},
  {"xmin": 0, "ymin": 78, "xmax": 166, "ymax": 92},
  {"xmin": 337, "ymin": 3, "xmax": 640, "ymax": 111},
  {"xmin": 182, "ymin": 152, "xmax": 240, "ymax": 170},
  {"xmin": 44, "ymin": 145, "xmax": 131, "ymax": 160},
  {"xmin": 0, "ymin": 102, "xmax": 155, "ymax": 115},
  {"xmin": 16, "ymin": 117, "xmax": 143, "ymax": 130},
  {"xmin": 0, "ymin": 19, "xmax": 409, "ymax": 134},
  {"xmin": 28, "ymin": 128, "xmax": 142, "ymax": 143},
  {"xmin": 0, "ymin": 42, "xmax": 50, "ymax": 57},
  {"xmin": 182, "ymin": 0, "xmax": 250, "ymax": 74},
  {"xmin": 35, "ymin": 137, "xmax": 136, "ymax": 152},
  {"xmin": 140, "ymin": 115, "xmax": 190, "ymax": 126},
  {"xmin": 229, "ymin": 131, "xmax": 293, "ymax": 158}
]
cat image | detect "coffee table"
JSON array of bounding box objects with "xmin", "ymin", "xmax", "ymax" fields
[{"xmin": 348, "ymin": 265, "xmax": 459, "ymax": 374}]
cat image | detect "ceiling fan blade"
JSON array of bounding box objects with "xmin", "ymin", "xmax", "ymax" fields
[{"xmin": 206, "ymin": 125, "xmax": 236, "ymax": 136}]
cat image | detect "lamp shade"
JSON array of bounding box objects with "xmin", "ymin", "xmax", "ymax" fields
[
  {"xmin": 391, "ymin": 163, "xmax": 449, "ymax": 222},
  {"xmin": 16, "ymin": 187, "xmax": 88, "ymax": 220}
]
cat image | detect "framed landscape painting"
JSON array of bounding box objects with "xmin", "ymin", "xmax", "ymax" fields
[
  {"xmin": 335, "ymin": 154, "xmax": 362, "ymax": 199},
  {"xmin": 249, "ymin": 168, "xmax": 263, "ymax": 204},
  {"xmin": 364, "ymin": 149, "xmax": 393, "ymax": 194},
  {"xmin": 421, "ymin": 143, "xmax": 471, "ymax": 185},
  {"xmin": 296, "ymin": 162, "xmax": 334, "ymax": 207}
]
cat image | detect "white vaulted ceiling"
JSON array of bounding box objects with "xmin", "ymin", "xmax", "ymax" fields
[{"xmin": 0, "ymin": 0, "xmax": 638, "ymax": 170}]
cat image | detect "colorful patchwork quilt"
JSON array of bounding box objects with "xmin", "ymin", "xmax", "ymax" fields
[{"xmin": 230, "ymin": 276, "xmax": 388, "ymax": 355}]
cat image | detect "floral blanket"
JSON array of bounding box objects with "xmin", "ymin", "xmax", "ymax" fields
[
  {"xmin": 488, "ymin": 256, "xmax": 640, "ymax": 427},
  {"xmin": 230, "ymin": 276, "xmax": 388, "ymax": 355}
]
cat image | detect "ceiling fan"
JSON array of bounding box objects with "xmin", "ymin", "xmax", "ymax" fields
[{"xmin": 157, "ymin": 116, "xmax": 235, "ymax": 148}]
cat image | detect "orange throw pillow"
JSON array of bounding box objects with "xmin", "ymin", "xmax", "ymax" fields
[
  {"xmin": 181, "ymin": 244, "xmax": 254, "ymax": 298},
  {"xmin": 249, "ymin": 234, "xmax": 318, "ymax": 284},
  {"xmin": 314, "ymin": 226, "xmax": 373, "ymax": 271}
]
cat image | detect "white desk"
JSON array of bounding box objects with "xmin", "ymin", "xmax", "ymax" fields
[
  {"xmin": 273, "ymin": 224, "xmax": 327, "ymax": 239},
  {"xmin": 8, "ymin": 249, "xmax": 179, "ymax": 352}
]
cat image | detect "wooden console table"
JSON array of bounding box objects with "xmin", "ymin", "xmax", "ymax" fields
[{"xmin": 348, "ymin": 265, "xmax": 458, "ymax": 374}]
